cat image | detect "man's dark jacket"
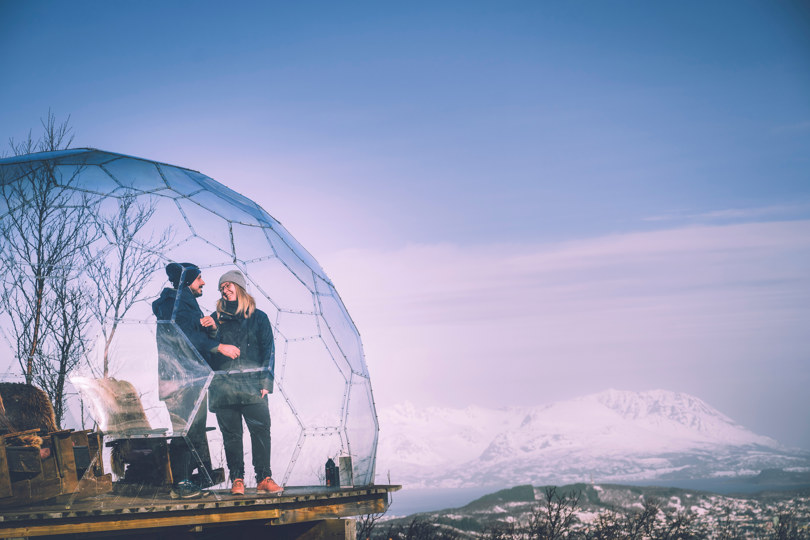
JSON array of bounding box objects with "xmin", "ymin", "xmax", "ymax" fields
[
  {"xmin": 208, "ymin": 302, "xmax": 274, "ymax": 411},
  {"xmin": 152, "ymin": 287, "xmax": 219, "ymax": 362}
]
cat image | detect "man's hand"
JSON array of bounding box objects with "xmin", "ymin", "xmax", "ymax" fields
[
  {"xmin": 200, "ymin": 316, "xmax": 216, "ymax": 328},
  {"xmin": 218, "ymin": 344, "xmax": 240, "ymax": 359},
  {"xmin": 260, "ymin": 389, "xmax": 270, "ymax": 398}
]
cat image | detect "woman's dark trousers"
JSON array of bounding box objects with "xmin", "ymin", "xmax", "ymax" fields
[{"xmin": 215, "ymin": 400, "xmax": 271, "ymax": 481}]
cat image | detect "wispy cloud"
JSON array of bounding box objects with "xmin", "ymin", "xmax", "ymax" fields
[
  {"xmin": 324, "ymin": 220, "xmax": 810, "ymax": 428},
  {"xmin": 643, "ymin": 204, "xmax": 810, "ymax": 224}
]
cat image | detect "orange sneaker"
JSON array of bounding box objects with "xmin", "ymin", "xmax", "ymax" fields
[
  {"xmin": 257, "ymin": 476, "xmax": 283, "ymax": 494},
  {"xmin": 231, "ymin": 478, "xmax": 245, "ymax": 495}
]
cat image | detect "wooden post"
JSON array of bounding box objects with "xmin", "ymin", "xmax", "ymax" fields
[
  {"xmin": 274, "ymin": 519, "xmax": 357, "ymax": 540},
  {"xmin": 0, "ymin": 443, "xmax": 12, "ymax": 499}
]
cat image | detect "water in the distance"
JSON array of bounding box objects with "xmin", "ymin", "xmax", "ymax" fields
[
  {"xmin": 387, "ymin": 486, "xmax": 509, "ymax": 516},
  {"xmin": 386, "ymin": 476, "xmax": 810, "ymax": 517}
]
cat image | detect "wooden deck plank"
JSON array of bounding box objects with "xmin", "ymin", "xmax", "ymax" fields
[{"xmin": 0, "ymin": 485, "xmax": 400, "ymax": 539}]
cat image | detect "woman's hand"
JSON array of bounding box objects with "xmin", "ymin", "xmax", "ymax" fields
[
  {"xmin": 261, "ymin": 389, "xmax": 269, "ymax": 398},
  {"xmin": 218, "ymin": 344, "xmax": 240, "ymax": 359}
]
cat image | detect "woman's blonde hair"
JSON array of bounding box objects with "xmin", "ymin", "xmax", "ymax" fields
[{"xmin": 216, "ymin": 282, "xmax": 256, "ymax": 319}]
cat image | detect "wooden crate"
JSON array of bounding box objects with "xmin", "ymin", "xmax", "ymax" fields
[{"xmin": 0, "ymin": 428, "xmax": 111, "ymax": 507}]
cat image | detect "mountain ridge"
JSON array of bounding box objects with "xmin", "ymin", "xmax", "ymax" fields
[{"xmin": 376, "ymin": 389, "xmax": 808, "ymax": 488}]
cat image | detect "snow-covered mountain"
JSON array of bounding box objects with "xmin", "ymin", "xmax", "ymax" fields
[{"xmin": 376, "ymin": 389, "xmax": 810, "ymax": 488}]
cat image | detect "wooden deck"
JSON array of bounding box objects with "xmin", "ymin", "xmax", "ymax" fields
[{"xmin": 0, "ymin": 484, "xmax": 400, "ymax": 539}]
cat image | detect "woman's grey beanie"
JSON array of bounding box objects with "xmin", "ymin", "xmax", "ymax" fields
[{"xmin": 219, "ymin": 269, "xmax": 248, "ymax": 291}]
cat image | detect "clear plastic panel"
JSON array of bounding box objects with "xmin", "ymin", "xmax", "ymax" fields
[
  {"xmin": 142, "ymin": 194, "xmax": 187, "ymax": 235},
  {"xmin": 243, "ymin": 258, "xmax": 316, "ymax": 313},
  {"xmin": 52, "ymin": 163, "xmax": 88, "ymax": 189},
  {"xmin": 54, "ymin": 164, "xmax": 120, "ymax": 196},
  {"xmin": 265, "ymin": 229, "xmax": 318, "ymax": 293},
  {"xmin": 74, "ymin": 321, "xmax": 212, "ymax": 438},
  {"xmin": 0, "ymin": 148, "xmax": 84, "ymax": 165},
  {"xmin": 190, "ymin": 189, "xmax": 262, "ymax": 227},
  {"xmin": 153, "ymin": 321, "xmax": 212, "ymax": 436},
  {"xmin": 315, "ymin": 321, "xmax": 353, "ymax": 381},
  {"xmin": 282, "ymin": 430, "xmax": 344, "ymax": 487},
  {"xmin": 231, "ymin": 223, "xmax": 275, "ymax": 262},
  {"xmin": 100, "ymin": 158, "xmax": 166, "ymax": 192},
  {"xmin": 317, "ymin": 295, "xmax": 364, "ymax": 375},
  {"xmin": 54, "ymin": 149, "xmax": 121, "ymax": 166},
  {"xmin": 280, "ymin": 339, "xmax": 346, "ymax": 428},
  {"xmin": 0, "ymin": 164, "xmax": 39, "ymax": 207},
  {"xmin": 165, "ymin": 235, "xmax": 230, "ymax": 268},
  {"xmin": 175, "ymin": 198, "xmax": 234, "ymax": 256},
  {"xmin": 270, "ymin": 221, "xmax": 328, "ymax": 282},
  {"xmin": 314, "ymin": 274, "xmax": 335, "ymax": 296},
  {"xmin": 0, "ymin": 161, "xmax": 38, "ymax": 188},
  {"xmin": 156, "ymin": 164, "xmax": 205, "ymax": 196},
  {"xmin": 275, "ymin": 311, "xmax": 320, "ymax": 341},
  {"xmin": 186, "ymin": 171, "xmax": 266, "ymax": 225},
  {"xmin": 345, "ymin": 375, "xmax": 378, "ymax": 485},
  {"xmin": 268, "ymin": 391, "xmax": 303, "ymax": 482}
]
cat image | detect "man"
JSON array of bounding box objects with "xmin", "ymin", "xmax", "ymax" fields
[{"xmin": 152, "ymin": 262, "xmax": 239, "ymax": 499}]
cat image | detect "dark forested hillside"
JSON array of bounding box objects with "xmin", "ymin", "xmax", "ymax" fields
[{"xmin": 365, "ymin": 483, "xmax": 810, "ymax": 539}]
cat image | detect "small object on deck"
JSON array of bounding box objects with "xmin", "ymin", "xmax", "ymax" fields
[
  {"xmin": 338, "ymin": 456, "xmax": 353, "ymax": 487},
  {"xmin": 325, "ymin": 458, "xmax": 338, "ymax": 487}
]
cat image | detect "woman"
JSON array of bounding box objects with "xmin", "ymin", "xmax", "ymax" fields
[{"xmin": 208, "ymin": 269, "xmax": 282, "ymax": 495}]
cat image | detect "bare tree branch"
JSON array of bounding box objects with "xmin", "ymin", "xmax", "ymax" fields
[{"xmin": 85, "ymin": 192, "xmax": 173, "ymax": 377}]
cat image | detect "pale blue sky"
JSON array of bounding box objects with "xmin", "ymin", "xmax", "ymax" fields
[{"xmin": 2, "ymin": 2, "xmax": 809, "ymax": 448}]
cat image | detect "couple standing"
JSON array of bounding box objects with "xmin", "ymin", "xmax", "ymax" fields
[{"xmin": 152, "ymin": 262, "xmax": 282, "ymax": 499}]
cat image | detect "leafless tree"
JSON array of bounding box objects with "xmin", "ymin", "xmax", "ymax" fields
[
  {"xmin": 485, "ymin": 522, "xmax": 522, "ymax": 540},
  {"xmin": 526, "ymin": 486, "xmax": 582, "ymax": 540},
  {"xmin": 769, "ymin": 510, "xmax": 808, "ymax": 540},
  {"xmin": 382, "ymin": 517, "xmax": 462, "ymax": 540},
  {"xmin": 357, "ymin": 472, "xmax": 393, "ymax": 540},
  {"xmin": 584, "ymin": 510, "xmax": 625, "ymax": 540},
  {"xmin": 582, "ymin": 498, "xmax": 706, "ymax": 540},
  {"xmin": 0, "ymin": 113, "xmax": 98, "ymax": 382},
  {"xmin": 0, "ymin": 112, "xmax": 100, "ymax": 426},
  {"xmin": 85, "ymin": 192, "xmax": 172, "ymax": 378},
  {"xmin": 32, "ymin": 270, "xmax": 94, "ymax": 425}
]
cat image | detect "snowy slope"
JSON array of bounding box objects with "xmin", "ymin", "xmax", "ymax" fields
[{"xmin": 376, "ymin": 390, "xmax": 810, "ymax": 488}]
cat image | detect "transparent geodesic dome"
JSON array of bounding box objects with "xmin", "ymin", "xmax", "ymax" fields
[{"xmin": 0, "ymin": 148, "xmax": 378, "ymax": 487}]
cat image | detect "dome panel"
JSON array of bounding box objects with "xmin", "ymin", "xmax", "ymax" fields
[
  {"xmin": 318, "ymin": 294, "xmax": 363, "ymax": 374},
  {"xmin": 55, "ymin": 164, "xmax": 120, "ymax": 196},
  {"xmin": 243, "ymin": 258, "xmax": 315, "ymax": 313},
  {"xmin": 282, "ymin": 431, "xmax": 344, "ymax": 487},
  {"xmin": 314, "ymin": 274, "xmax": 335, "ymax": 296},
  {"xmin": 268, "ymin": 393, "xmax": 303, "ymax": 483},
  {"xmin": 276, "ymin": 311, "xmax": 320, "ymax": 341},
  {"xmin": 189, "ymin": 189, "xmax": 262, "ymax": 227},
  {"xmin": 175, "ymin": 198, "xmax": 234, "ymax": 256},
  {"xmin": 156, "ymin": 164, "xmax": 205, "ymax": 196},
  {"xmin": 166, "ymin": 235, "xmax": 231, "ymax": 267},
  {"xmin": 270, "ymin": 221, "xmax": 327, "ymax": 281},
  {"xmin": 185, "ymin": 171, "xmax": 266, "ymax": 226},
  {"xmin": 265, "ymin": 231, "xmax": 317, "ymax": 294},
  {"xmin": 231, "ymin": 223, "xmax": 275, "ymax": 262},
  {"xmin": 101, "ymin": 158, "xmax": 166, "ymax": 191},
  {"xmin": 280, "ymin": 339, "xmax": 345, "ymax": 428},
  {"xmin": 315, "ymin": 321, "xmax": 353, "ymax": 381},
  {"xmin": 345, "ymin": 375, "xmax": 378, "ymax": 485}
]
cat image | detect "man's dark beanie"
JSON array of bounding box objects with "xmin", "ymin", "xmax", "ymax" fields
[{"xmin": 165, "ymin": 262, "xmax": 201, "ymax": 289}]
